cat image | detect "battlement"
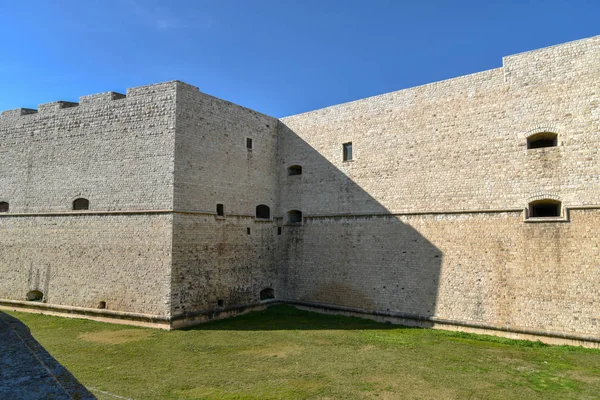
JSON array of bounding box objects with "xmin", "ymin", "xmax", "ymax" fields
[
  {"xmin": 0, "ymin": 108, "xmax": 38, "ymax": 119},
  {"xmin": 37, "ymin": 101, "xmax": 79, "ymax": 114},
  {"xmin": 79, "ymin": 91, "xmax": 126, "ymax": 105},
  {"xmin": 0, "ymin": 81, "xmax": 199, "ymax": 120}
]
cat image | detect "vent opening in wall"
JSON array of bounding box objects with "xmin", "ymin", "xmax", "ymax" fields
[
  {"xmin": 98, "ymin": 301, "xmax": 106, "ymax": 309},
  {"xmin": 217, "ymin": 299, "xmax": 224, "ymax": 307},
  {"xmin": 529, "ymin": 199, "xmax": 561, "ymax": 218},
  {"xmin": 216, "ymin": 203, "xmax": 224, "ymax": 217},
  {"xmin": 73, "ymin": 198, "xmax": 89, "ymax": 210},
  {"xmin": 256, "ymin": 204, "xmax": 271, "ymax": 219},
  {"xmin": 527, "ymin": 132, "xmax": 557, "ymax": 149},
  {"xmin": 0, "ymin": 202, "xmax": 8, "ymax": 212},
  {"xmin": 288, "ymin": 165, "xmax": 302, "ymax": 176},
  {"xmin": 286, "ymin": 210, "xmax": 303, "ymax": 225},
  {"xmin": 260, "ymin": 288, "xmax": 275, "ymax": 300},
  {"xmin": 343, "ymin": 142, "xmax": 353, "ymax": 161},
  {"xmin": 246, "ymin": 138, "xmax": 253, "ymax": 150},
  {"xmin": 26, "ymin": 290, "xmax": 43, "ymax": 302}
]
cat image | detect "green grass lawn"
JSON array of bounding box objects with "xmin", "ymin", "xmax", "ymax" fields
[{"xmin": 7, "ymin": 306, "xmax": 600, "ymax": 399}]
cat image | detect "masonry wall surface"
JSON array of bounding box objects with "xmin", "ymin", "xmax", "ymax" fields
[
  {"xmin": 1, "ymin": 36, "xmax": 599, "ymax": 341},
  {"xmin": 0, "ymin": 82, "xmax": 179, "ymax": 316},
  {"xmin": 277, "ymin": 35, "xmax": 600, "ymax": 338},
  {"xmin": 0, "ymin": 214, "xmax": 173, "ymax": 316},
  {"xmin": 170, "ymin": 84, "xmax": 279, "ymax": 315}
]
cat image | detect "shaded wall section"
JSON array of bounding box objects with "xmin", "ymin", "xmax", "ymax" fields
[
  {"xmin": 276, "ymin": 36, "xmax": 600, "ymax": 337},
  {"xmin": 276, "ymin": 124, "xmax": 442, "ymax": 319}
]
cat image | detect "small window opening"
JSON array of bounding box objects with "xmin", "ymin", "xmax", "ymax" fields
[
  {"xmin": 246, "ymin": 138, "xmax": 253, "ymax": 150},
  {"xmin": 527, "ymin": 132, "xmax": 558, "ymax": 149},
  {"xmin": 247, "ymin": 227, "xmax": 251, "ymax": 235},
  {"xmin": 288, "ymin": 165, "xmax": 302, "ymax": 176},
  {"xmin": 0, "ymin": 202, "xmax": 8, "ymax": 212},
  {"xmin": 73, "ymin": 198, "xmax": 89, "ymax": 210},
  {"xmin": 260, "ymin": 288, "xmax": 275, "ymax": 300},
  {"xmin": 217, "ymin": 299, "xmax": 224, "ymax": 307},
  {"xmin": 343, "ymin": 142, "xmax": 353, "ymax": 161},
  {"xmin": 256, "ymin": 204, "xmax": 271, "ymax": 219},
  {"xmin": 529, "ymin": 199, "xmax": 561, "ymax": 218},
  {"xmin": 216, "ymin": 203, "xmax": 224, "ymax": 217},
  {"xmin": 26, "ymin": 290, "xmax": 43, "ymax": 302},
  {"xmin": 277, "ymin": 227, "xmax": 282, "ymax": 235},
  {"xmin": 98, "ymin": 301, "xmax": 106, "ymax": 309},
  {"xmin": 287, "ymin": 210, "xmax": 303, "ymax": 225}
]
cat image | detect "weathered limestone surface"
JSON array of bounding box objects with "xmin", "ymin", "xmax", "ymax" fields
[
  {"xmin": 0, "ymin": 36, "xmax": 599, "ymax": 341},
  {"xmin": 277, "ymin": 35, "xmax": 600, "ymax": 337},
  {"xmin": 170, "ymin": 83, "xmax": 279, "ymax": 315},
  {"xmin": 0, "ymin": 81, "xmax": 178, "ymax": 316}
]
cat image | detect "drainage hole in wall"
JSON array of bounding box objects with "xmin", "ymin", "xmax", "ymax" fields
[{"xmin": 26, "ymin": 290, "xmax": 43, "ymax": 302}]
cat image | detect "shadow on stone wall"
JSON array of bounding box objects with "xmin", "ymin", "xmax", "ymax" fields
[
  {"xmin": 0, "ymin": 311, "xmax": 95, "ymax": 399},
  {"xmin": 275, "ymin": 123, "xmax": 442, "ymax": 323}
]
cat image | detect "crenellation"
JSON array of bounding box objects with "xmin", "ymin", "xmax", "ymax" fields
[
  {"xmin": 79, "ymin": 91, "xmax": 126, "ymax": 105},
  {"xmin": 0, "ymin": 108, "xmax": 38, "ymax": 119},
  {"xmin": 37, "ymin": 100, "xmax": 79, "ymax": 114},
  {"xmin": 125, "ymin": 80, "xmax": 181, "ymax": 97}
]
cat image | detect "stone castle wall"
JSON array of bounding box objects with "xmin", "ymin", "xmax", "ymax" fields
[
  {"xmin": 0, "ymin": 36, "xmax": 599, "ymax": 341},
  {"xmin": 276, "ymin": 35, "xmax": 600, "ymax": 338},
  {"xmin": 170, "ymin": 84, "xmax": 279, "ymax": 316},
  {"xmin": 0, "ymin": 82, "xmax": 179, "ymax": 316}
]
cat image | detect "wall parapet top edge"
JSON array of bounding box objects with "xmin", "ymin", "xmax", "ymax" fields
[
  {"xmin": 0, "ymin": 108, "xmax": 38, "ymax": 119},
  {"xmin": 502, "ymin": 34, "xmax": 600, "ymax": 63}
]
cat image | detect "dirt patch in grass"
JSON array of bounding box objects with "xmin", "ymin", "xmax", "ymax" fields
[
  {"xmin": 242, "ymin": 344, "xmax": 302, "ymax": 359},
  {"xmin": 78, "ymin": 329, "xmax": 152, "ymax": 345}
]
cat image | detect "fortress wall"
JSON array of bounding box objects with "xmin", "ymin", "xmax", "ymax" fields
[
  {"xmin": 0, "ymin": 214, "xmax": 173, "ymax": 316},
  {"xmin": 0, "ymin": 82, "xmax": 179, "ymax": 316},
  {"xmin": 277, "ymin": 36, "xmax": 600, "ymax": 338},
  {"xmin": 0, "ymin": 81, "xmax": 178, "ymax": 213},
  {"xmin": 279, "ymin": 36, "xmax": 600, "ymax": 215},
  {"xmin": 170, "ymin": 84, "xmax": 280, "ymax": 314},
  {"xmin": 173, "ymin": 82, "xmax": 279, "ymax": 214},
  {"xmin": 171, "ymin": 214, "xmax": 278, "ymax": 315},
  {"xmin": 278, "ymin": 209, "xmax": 600, "ymax": 336}
]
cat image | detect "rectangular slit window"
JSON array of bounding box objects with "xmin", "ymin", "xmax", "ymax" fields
[
  {"xmin": 247, "ymin": 227, "xmax": 251, "ymax": 235},
  {"xmin": 246, "ymin": 138, "xmax": 253, "ymax": 150},
  {"xmin": 216, "ymin": 203, "xmax": 224, "ymax": 217},
  {"xmin": 343, "ymin": 142, "xmax": 353, "ymax": 161},
  {"xmin": 277, "ymin": 227, "xmax": 282, "ymax": 235}
]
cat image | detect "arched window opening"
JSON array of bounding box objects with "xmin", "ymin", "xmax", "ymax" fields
[
  {"xmin": 73, "ymin": 198, "xmax": 89, "ymax": 210},
  {"xmin": 287, "ymin": 210, "xmax": 303, "ymax": 225},
  {"xmin": 527, "ymin": 132, "xmax": 558, "ymax": 149},
  {"xmin": 26, "ymin": 290, "xmax": 43, "ymax": 302},
  {"xmin": 260, "ymin": 288, "xmax": 275, "ymax": 300},
  {"xmin": 256, "ymin": 204, "xmax": 271, "ymax": 219},
  {"xmin": 529, "ymin": 199, "xmax": 561, "ymax": 218},
  {"xmin": 288, "ymin": 165, "xmax": 302, "ymax": 176},
  {"xmin": 0, "ymin": 202, "xmax": 8, "ymax": 212}
]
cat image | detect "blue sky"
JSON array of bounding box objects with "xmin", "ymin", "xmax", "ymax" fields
[{"xmin": 0, "ymin": 0, "xmax": 598, "ymax": 117}]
